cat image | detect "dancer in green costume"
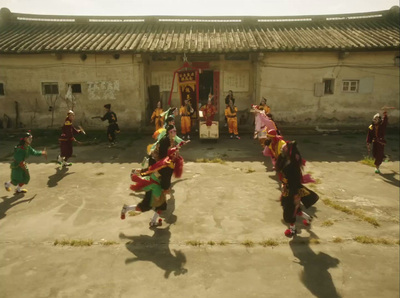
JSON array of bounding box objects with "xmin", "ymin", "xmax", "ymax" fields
[{"xmin": 4, "ymin": 132, "xmax": 47, "ymax": 193}]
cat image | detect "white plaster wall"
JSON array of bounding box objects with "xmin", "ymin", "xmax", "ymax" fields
[
  {"xmin": 1, "ymin": 51, "xmax": 398, "ymax": 130},
  {"xmin": 0, "ymin": 53, "xmax": 143, "ymax": 129},
  {"xmin": 258, "ymin": 51, "xmax": 399, "ymax": 127}
]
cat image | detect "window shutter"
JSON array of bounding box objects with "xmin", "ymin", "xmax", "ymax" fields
[{"xmin": 314, "ymin": 83, "xmax": 324, "ymax": 97}]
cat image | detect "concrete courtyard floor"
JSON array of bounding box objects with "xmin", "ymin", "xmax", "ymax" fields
[{"xmin": 0, "ymin": 131, "xmax": 399, "ymax": 298}]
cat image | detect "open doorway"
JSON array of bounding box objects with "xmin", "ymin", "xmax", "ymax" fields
[{"xmin": 198, "ymin": 70, "xmax": 213, "ymax": 108}]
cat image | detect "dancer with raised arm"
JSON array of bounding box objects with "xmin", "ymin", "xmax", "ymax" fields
[{"xmin": 4, "ymin": 132, "xmax": 47, "ymax": 193}]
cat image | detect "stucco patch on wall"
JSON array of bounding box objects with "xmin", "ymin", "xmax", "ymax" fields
[
  {"xmin": 87, "ymin": 80, "xmax": 120, "ymax": 101},
  {"xmin": 151, "ymin": 71, "xmax": 177, "ymax": 92},
  {"xmin": 223, "ymin": 71, "xmax": 249, "ymax": 92}
]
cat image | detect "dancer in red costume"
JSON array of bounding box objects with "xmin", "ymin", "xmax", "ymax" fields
[
  {"xmin": 200, "ymin": 94, "xmax": 217, "ymax": 127},
  {"xmin": 366, "ymin": 109, "xmax": 388, "ymax": 174},
  {"xmin": 58, "ymin": 110, "xmax": 83, "ymax": 167}
]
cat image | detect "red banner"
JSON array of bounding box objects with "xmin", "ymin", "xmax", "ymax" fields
[{"xmin": 178, "ymin": 70, "xmax": 198, "ymax": 117}]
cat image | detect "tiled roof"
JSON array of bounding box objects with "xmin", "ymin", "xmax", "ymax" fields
[{"xmin": 0, "ymin": 7, "xmax": 399, "ymax": 54}]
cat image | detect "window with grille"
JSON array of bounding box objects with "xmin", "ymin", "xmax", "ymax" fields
[
  {"xmin": 342, "ymin": 80, "xmax": 359, "ymax": 93},
  {"xmin": 42, "ymin": 82, "xmax": 59, "ymax": 95},
  {"xmin": 323, "ymin": 79, "xmax": 334, "ymax": 94}
]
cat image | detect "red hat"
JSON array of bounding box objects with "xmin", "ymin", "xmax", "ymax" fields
[{"xmin": 266, "ymin": 129, "xmax": 277, "ymax": 138}]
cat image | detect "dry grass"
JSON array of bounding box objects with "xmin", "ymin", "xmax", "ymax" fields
[
  {"xmin": 313, "ymin": 178, "xmax": 322, "ymax": 184},
  {"xmin": 195, "ymin": 158, "xmax": 226, "ymax": 164},
  {"xmin": 353, "ymin": 236, "xmax": 398, "ymax": 245},
  {"xmin": 54, "ymin": 239, "xmax": 94, "ymax": 247},
  {"xmin": 321, "ymin": 198, "xmax": 380, "ymax": 227},
  {"xmin": 218, "ymin": 241, "xmax": 229, "ymax": 246},
  {"xmin": 259, "ymin": 239, "xmax": 279, "ymax": 247},
  {"xmin": 99, "ymin": 240, "xmax": 119, "ymax": 246},
  {"xmin": 207, "ymin": 241, "xmax": 216, "ymax": 246},
  {"xmin": 359, "ymin": 156, "xmax": 375, "ymax": 167},
  {"xmin": 332, "ymin": 237, "xmax": 344, "ymax": 243},
  {"xmin": 241, "ymin": 240, "xmax": 255, "ymax": 247},
  {"xmin": 309, "ymin": 238, "xmax": 321, "ymax": 245},
  {"xmin": 321, "ymin": 220, "xmax": 334, "ymax": 227},
  {"xmin": 186, "ymin": 240, "xmax": 203, "ymax": 247},
  {"xmin": 245, "ymin": 168, "xmax": 255, "ymax": 173}
]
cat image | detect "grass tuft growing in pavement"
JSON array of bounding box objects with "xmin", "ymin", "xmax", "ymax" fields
[
  {"xmin": 186, "ymin": 240, "xmax": 203, "ymax": 246},
  {"xmin": 218, "ymin": 241, "xmax": 229, "ymax": 246},
  {"xmin": 353, "ymin": 236, "xmax": 398, "ymax": 245},
  {"xmin": 321, "ymin": 220, "xmax": 334, "ymax": 227},
  {"xmin": 309, "ymin": 238, "xmax": 321, "ymax": 245},
  {"xmin": 207, "ymin": 241, "xmax": 216, "ymax": 246},
  {"xmin": 100, "ymin": 240, "xmax": 119, "ymax": 246},
  {"xmin": 195, "ymin": 158, "xmax": 226, "ymax": 164},
  {"xmin": 359, "ymin": 156, "xmax": 375, "ymax": 167},
  {"xmin": 332, "ymin": 237, "xmax": 343, "ymax": 243},
  {"xmin": 321, "ymin": 198, "xmax": 380, "ymax": 227},
  {"xmin": 259, "ymin": 239, "xmax": 279, "ymax": 247},
  {"xmin": 241, "ymin": 240, "xmax": 255, "ymax": 247},
  {"xmin": 54, "ymin": 239, "xmax": 94, "ymax": 247}
]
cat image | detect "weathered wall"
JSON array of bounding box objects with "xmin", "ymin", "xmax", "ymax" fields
[
  {"xmin": 0, "ymin": 53, "xmax": 144, "ymax": 129},
  {"xmin": 1, "ymin": 51, "xmax": 398, "ymax": 130},
  {"xmin": 258, "ymin": 51, "xmax": 400, "ymax": 127}
]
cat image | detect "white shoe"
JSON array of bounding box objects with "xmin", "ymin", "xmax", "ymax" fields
[
  {"xmin": 16, "ymin": 186, "xmax": 27, "ymax": 193},
  {"xmin": 120, "ymin": 204, "xmax": 127, "ymax": 220},
  {"xmin": 4, "ymin": 182, "xmax": 11, "ymax": 192}
]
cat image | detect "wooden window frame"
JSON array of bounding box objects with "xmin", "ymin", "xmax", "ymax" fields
[
  {"xmin": 42, "ymin": 82, "xmax": 59, "ymax": 95},
  {"xmin": 342, "ymin": 80, "xmax": 359, "ymax": 93}
]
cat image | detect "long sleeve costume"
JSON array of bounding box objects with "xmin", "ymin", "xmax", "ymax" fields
[
  {"xmin": 151, "ymin": 107, "xmax": 164, "ymax": 131},
  {"xmin": 179, "ymin": 105, "xmax": 193, "ymax": 135},
  {"xmin": 367, "ymin": 112, "xmax": 388, "ymax": 167},
  {"xmin": 10, "ymin": 145, "xmax": 43, "ymax": 185},
  {"xmin": 200, "ymin": 104, "xmax": 217, "ymax": 126},
  {"xmin": 279, "ymin": 160, "xmax": 319, "ymax": 224},
  {"xmin": 130, "ymin": 149, "xmax": 183, "ymax": 212},
  {"xmin": 59, "ymin": 117, "xmax": 80, "ymax": 160},
  {"xmin": 101, "ymin": 110, "xmax": 120, "ymax": 143},
  {"xmin": 225, "ymin": 105, "xmax": 239, "ymax": 135}
]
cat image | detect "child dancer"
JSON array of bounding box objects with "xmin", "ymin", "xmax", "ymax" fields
[{"xmin": 4, "ymin": 132, "xmax": 47, "ymax": 193}]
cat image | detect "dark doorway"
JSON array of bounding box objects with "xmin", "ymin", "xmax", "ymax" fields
[{"xmin": 198, "ymin": 71, "xmax": 213, "ymax": 108}]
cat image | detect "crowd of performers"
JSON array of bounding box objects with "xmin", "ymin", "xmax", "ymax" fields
[
  {"xmin": 251, "ymin": 99, "xmax": 319, "ymax": 237},
  {"xmin": 3, "ymin": 93, "xmax": 391, "ymax": 237}
]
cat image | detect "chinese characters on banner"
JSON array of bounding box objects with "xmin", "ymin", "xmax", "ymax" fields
[{"xmin": 178, "ymin": 70, "xmax": 199, "ymax": 118}]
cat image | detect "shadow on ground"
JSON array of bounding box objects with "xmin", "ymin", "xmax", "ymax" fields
[
  {"xmin": 119, "ymin": 226, "xmax": 188, "ymax": 278},
  {"xmin": 0, "ymin": 131, "xmax": 399, "ymax": 164},
  {"xmin": 290, "ymin": 233, "xmax": 342, "ymax": 298}
]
